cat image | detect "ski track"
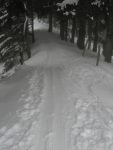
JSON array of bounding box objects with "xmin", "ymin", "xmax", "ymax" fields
[
  {"xmin": 0, "ymin": 68, "xmax": 44, "ymax": 150},
  {"xmin": 0, "ymin": 19, "xmax": 113, "ymax": 150}
]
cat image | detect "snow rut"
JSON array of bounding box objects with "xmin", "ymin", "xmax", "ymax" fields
[
  {"xmin": 31, "ymin": 67, "xmax": 68, "ymax": 150},
  {"xmin": 63, "ymin": 61, "xmax": 113, "ymax": 150},
  {"xmin": 0, "ymin": 68, "xmax": 44, "ymax": 150}
]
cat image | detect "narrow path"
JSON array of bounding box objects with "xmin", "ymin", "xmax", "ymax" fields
[
  {"xmin": 0, "ymin": 20, "xmax": 113, "ymax": 150},
  {"xmin": 0, "ymin": 21, "xmax": 77, "ymax": 149},
  {"xmin": 31, "ymin": 42, "xmax": 73, "ymax": 150},
  {"xmin": 36, "ymin": 67, "xmax": 67, "ymax": 150}
]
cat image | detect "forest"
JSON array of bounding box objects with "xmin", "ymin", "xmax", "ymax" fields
[
  {"xmin": 0, "ymin": 1, "xmax": 113, "ymax": 149},
  {"xmin": 0, "ymin": 0, "xmax": 113, "ymax": 72}
]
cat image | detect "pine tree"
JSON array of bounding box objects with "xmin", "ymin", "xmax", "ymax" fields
[{"xmin": 0, "ymin": 0, "xmax": 35, "ymax": 71}]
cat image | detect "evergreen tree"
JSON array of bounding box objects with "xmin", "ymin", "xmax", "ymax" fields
[{"xmin": 0, "ymin": 0, "xmax": 35, "ymax": 71}]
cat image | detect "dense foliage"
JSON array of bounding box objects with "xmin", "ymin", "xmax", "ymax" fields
[
  {"xmin": 0, "ymin": 0, "xmax": 113, "ymax": 70},
  {"xmin": 32, "ymin": 0, "xmax": 113, "ymax": 64},
  {"xmin": 0, "ymin": 0, "xmax": 34, "ymax": 72}
]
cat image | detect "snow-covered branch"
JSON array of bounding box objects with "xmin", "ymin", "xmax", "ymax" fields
[{"xmin": 57, "ymin": 0, "xmax": 79, "ymax": 10}]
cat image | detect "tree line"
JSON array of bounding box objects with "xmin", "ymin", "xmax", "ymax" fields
[
  {"xmin": 0, "ymin": 0, "xmax": 113, "ymax": 72},
  {"xmin": 0, "ymin": 0, "xmax": 35, "ymax": 72},
  {"xmin": 33, "ymin": 0, "xmax": 113, "ymax": 64}
]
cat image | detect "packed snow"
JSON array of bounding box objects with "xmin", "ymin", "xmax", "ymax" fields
[{"xmin": 0, "ymin": 18, "xmax": 113, "ymax": 150}]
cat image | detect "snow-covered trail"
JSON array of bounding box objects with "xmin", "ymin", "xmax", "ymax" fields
[
  {"xmin": 29, "ymin": 40, "xmax": 77, "ymax": 150},
  {"xmin": 0, "ymin": 21, "xmax": 78, "ymax": 150},
  {"xmin": 35, "ymin": 67, "xmax": 67, "ymax": 150},
  {"xmin": 0, "ymin": 19, "xmax": 113, "ymax": 150}
]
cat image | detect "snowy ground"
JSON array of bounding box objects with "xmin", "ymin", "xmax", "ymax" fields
[{"xmin": 0, "ymin": 18, "xmax": 113, "ymax": 150}]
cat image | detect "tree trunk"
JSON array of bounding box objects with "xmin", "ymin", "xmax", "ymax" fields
[
  {"xmin": 48, "ymin": 8, "xmax": 53, "ymax": 33},
  {"xmin": 19, "ymin": 50, "xmax": 24, "ymax": 65},
  {"xmin": 24, "ymin": 21, "xmax": 31, "ymax": 59},
  {"xmin": 103, "ymin": 1, "xmax": 113, "ymax": 63},
  {"xmin": 30, "ymin": 1, "xmax": 35, "ymax": 43},
  {"xmin": 31, "ymin": 16, "xmax": 35, "ymax": 43},
  {"xmin": 93, "ymin": 18, "xmax": 98, "ymax": 52},
  {"xmin": 77, "ymin": 16, "xmax": 86, "ymax": 49},
  {"xmin": 71, "ymin": 17, "xmax": 76, "ymax": 43},
  {"xmin": 60, "ymin": 18, "xmax": 65, "ymax": 40},
  {"xmin": 87, "ymin": 18, "xmax": 93, "ymax": 50},
  {"xmin": 64, "ymin": 17, "xmax": 68, "ymax": 41},
  {"xmin": 103, "ymin": 37, "xmax": 112, "ymax": 63}
]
